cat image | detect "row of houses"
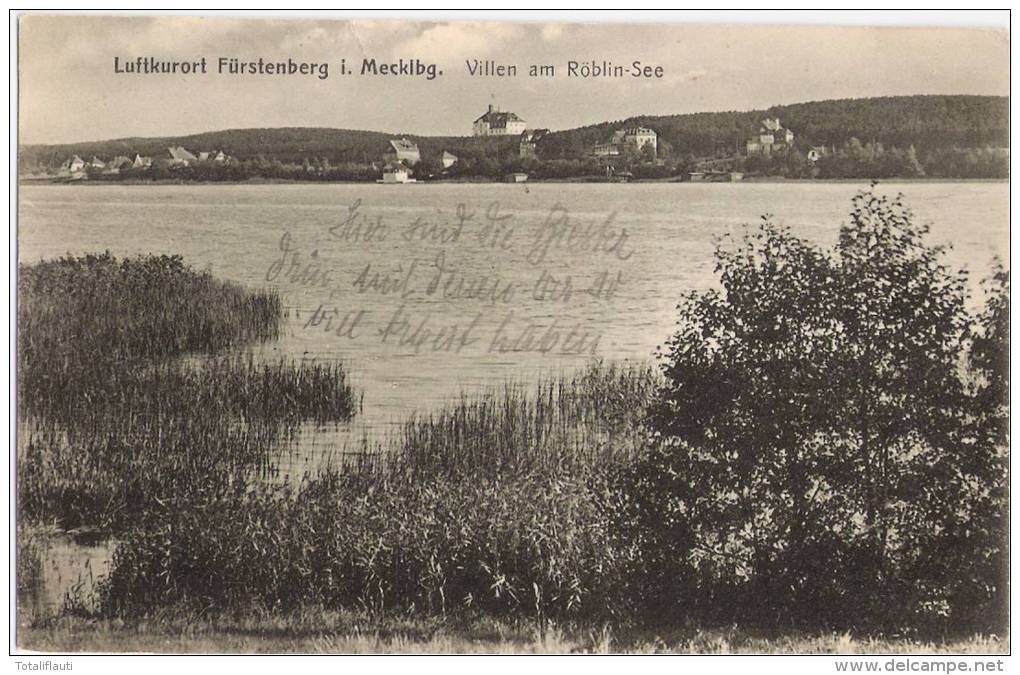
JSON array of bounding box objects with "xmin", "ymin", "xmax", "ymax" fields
[
  {"xmin": 380, "ymin": 139, "xmax": 462, "ymax": 183},
  {"xmin": 59, "ymin": 147, "xmax": 233, "ymax": 177},
  {"xmin": 380, "ymin": 128, "xmax": 557, "ymax": 182},
  {"xmin": 381, "ymin": 139, "xmax": 459, "ymax": 168},
  {"xmin": 470, "ymin": 107, "xmax": 837, "ymax": 165}
]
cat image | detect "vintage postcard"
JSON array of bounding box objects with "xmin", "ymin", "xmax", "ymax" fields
[{"xmin": 12, "ymin": 11, "xmax": 1010, "ymax": 660}]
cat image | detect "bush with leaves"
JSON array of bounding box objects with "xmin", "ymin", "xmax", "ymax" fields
[{"xmin": 636, "ymin": 186, "xmax": 1008, "ymax": 633}]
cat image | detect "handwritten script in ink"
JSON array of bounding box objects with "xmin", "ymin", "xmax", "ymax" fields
[{"xmin": 265, "ymin": 199, "xmax": 635, "ymax": 356}]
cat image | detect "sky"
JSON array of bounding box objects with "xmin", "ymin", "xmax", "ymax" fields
[{"xmin": 17, "ymin": 14, "xmax": 1010, "ymax": 145}]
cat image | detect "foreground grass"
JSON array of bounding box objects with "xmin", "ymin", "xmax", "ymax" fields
[{"xmin": 17, "ymin": 612, "xmax": 1008, "ymax": 654}]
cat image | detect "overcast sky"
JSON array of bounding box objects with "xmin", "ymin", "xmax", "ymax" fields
[{"xmin": 18, "ymin": 14, "xmax": 1010, "ymax": 145}]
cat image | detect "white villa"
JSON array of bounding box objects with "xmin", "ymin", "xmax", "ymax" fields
[
  {"xmin": 593, "ymin": 127, "xmax": 658, "ymax": 157},
  {"xmin": 473, "ymin": 104, "xmax": 527, "ymax": 137},
  {"xmin": 746, "ymin": 118, "xmax": 795, "ymax": 156}
]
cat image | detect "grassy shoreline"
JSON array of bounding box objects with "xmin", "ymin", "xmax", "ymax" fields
[
  {"xmin": 18, "ymin": 176, "xmax": 1009, "ymax": 186},
  {"xmin": 18, "ymin": 612, "xmax": 1009, "ymax": 655}
]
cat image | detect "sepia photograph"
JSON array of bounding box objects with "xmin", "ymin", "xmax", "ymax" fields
[{"xmin": 10, "ymin": 10, "xmax": 1011, "ymax": 659}]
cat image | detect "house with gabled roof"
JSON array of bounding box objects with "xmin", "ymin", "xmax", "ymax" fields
[
  {"xmin": 167, "ymin": 146, "xmax": 198, "ymax": 166},
  {"xmin": 746, "ymin": 117, "xmax": 794, "ymax": 156},
  {"xmin": 103, "ymin": 156, "xmax": 132, "ymax": 174},
  {"xmin": 519, "ymin": 129, "xmax": 548, "ymax": 159},
  {"xmin": 591, "ymin": 127, "xmax": 657, "ymax": 158},
  {"xmin": 384, "ymin": 139, "xmax": 420, "ymax": 166},
  {"xmin": 60, "ymin": 155, "xmax": 86, "ymax": 173},
  {"xmin": 441, "ymin": 151, "xmax": 459, "ymax": 169}
]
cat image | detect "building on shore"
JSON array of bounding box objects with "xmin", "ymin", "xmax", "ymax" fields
[
  {"xmin": 592, "ymin": 127, "xmax": 658, "ymax": 157},
  {"xmin": 60, "ymin": 155, "xmax": 86, "ymax": 173},
  {"xmin": 379, "ymin": 162, "xmax": 415, "ymax": 183},
  {"xmin": 473, "ymin": 104, "xmax": 527, "ymax": 137},
  {"xmin": 103, "ymin": 156, "xmax": 132, "ymax": 174},
  {"xmin": 197, "ymin": 150, "xmax": 231, "ymax": 164},
  {"xmin": 505, "ymin": 172, "xmax": 528, "ymax": 183},
  {"xmin": 385, "ymin": 139, "xmax": 421, "ymax": 166},
  {"xmin": 593, "ymin": 141, "xmax": 621, "ymax": 157},
  {"xmin": 621, "ymin": 127, "xmax": 657, "ymax": 153},
  {"xmin": 132, "ymin": 154, "xmax": 153, "ymax": 169},
  {"xmin": 168, "ymin": 146, "xmax": 198, "ymax": 166},
  {"xmin": 746, "ymin": 118, "xmax": 795, "ymax": 156},
  {"xmin": 519, "ymin": 129, "xmax": 548, "ymax": 159},
  {"xmin": 441, "ymin": 151, "xmax": 459, "ymax": 169}
]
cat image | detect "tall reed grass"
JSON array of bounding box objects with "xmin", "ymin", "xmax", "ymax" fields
[
  {"xmin": 22, "ymin": 252, "xmax": 662, "ymax": 623},
  {"xmin": 17, "ymin": 253, "xmax": 358, "ymax": 533},
  {"xmin": 384, "ymin": 362, "xmax": 657, "ymax": 480},
  {"xmin": 19, "ymin": 252, "xmax": 279, "ymax": 365},
  {"xmin": 99, "ymin": 363, "xmax": 660, "ymax": 621}
]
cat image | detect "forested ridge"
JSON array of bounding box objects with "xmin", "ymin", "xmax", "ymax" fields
[{"xmin": 20, "ymin": 95, "xmax": 1008, "ymax": 179}]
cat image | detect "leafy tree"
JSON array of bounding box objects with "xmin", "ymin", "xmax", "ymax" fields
[
  {"xmin": 640, "ymin": 142, "xmax": 657, "ymax": 163},
  {"xmin": 412, "ymin": 156, "xmax": 442, "ymax": 180},
  {"xmin": 964, "ymin": 265, "xmax": 1010, "ymax": 628}
]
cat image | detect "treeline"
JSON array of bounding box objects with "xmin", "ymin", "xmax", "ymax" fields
[
  {"xmin": 740, "ymin": 139, "xmax": 1008, "ymax": 180},
  {"xmin": 79, "ymin": 142, "xmax": 1004, "ymax": 183},
  {"xmin": 538, "ymin": 94, "xmax": 1008, "ymax": 159},
  {"xmin": 19, "ymin": 128, "xmax": 522, "ymax": 174},
  {"xmin": 19, "ymin": 95, "xmax": 1009, "ymax": 180}
]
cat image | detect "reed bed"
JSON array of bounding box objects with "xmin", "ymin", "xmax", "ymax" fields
[
  {"xmin": 23, "ymin": 354, "xmax": 357, "ymax": 432},
  {"xmin": 19, "ymin": 252, "xmax": 280, "ymax": 367},
  {"xmin": 385, "ymin": 362, "xmax": 660, "ymax": 480},
  {"xmin": 17, "ymin": 253, "xmax": 358, "ymax": 534},
  {"xmin": 21, "ymin": 252, "xmax": 661, "ymax": 622}
]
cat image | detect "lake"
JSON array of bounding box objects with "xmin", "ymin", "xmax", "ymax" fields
[{"xmin": 18, "ymin": 181, "xmax": 1009, "ymax": 467}]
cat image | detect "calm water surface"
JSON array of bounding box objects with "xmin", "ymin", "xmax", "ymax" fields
[{"xmin": 18, "ymin": 181, "xmax": 1009, "ymax": 462}]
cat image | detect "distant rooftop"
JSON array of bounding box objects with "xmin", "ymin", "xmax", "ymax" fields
[{"xmin": 389, "ymin": 138, "xmax": 419, "ymax": 152}]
